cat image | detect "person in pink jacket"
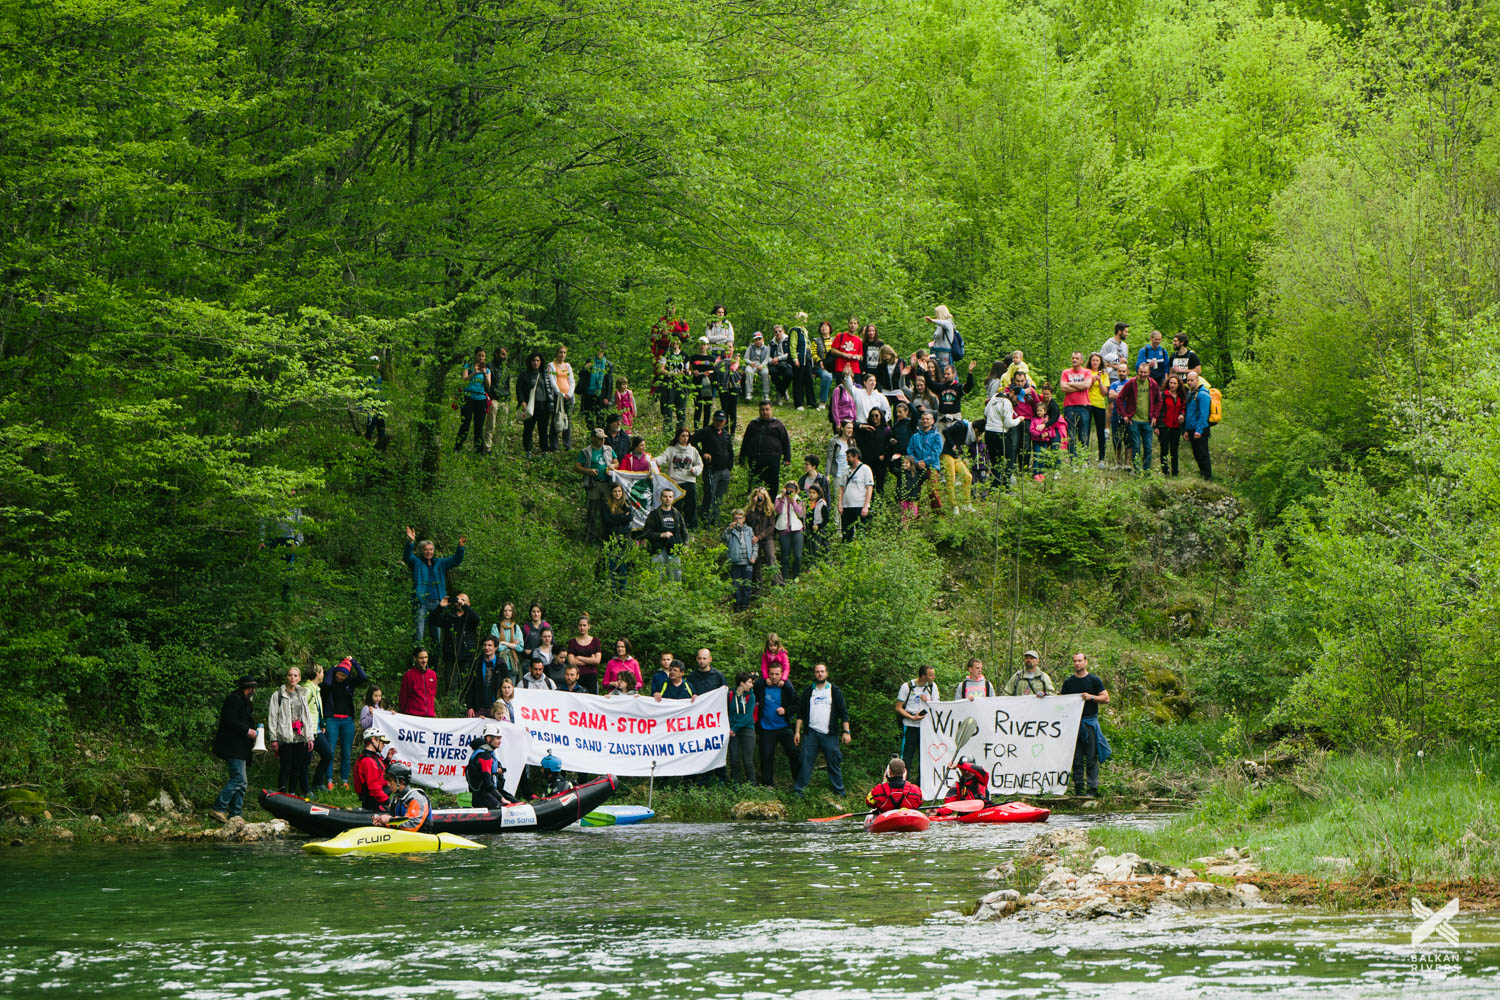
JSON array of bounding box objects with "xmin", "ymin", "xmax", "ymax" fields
[{"xmin": 760, "ymin": 633, "xmax": 791, "ymax": 683}]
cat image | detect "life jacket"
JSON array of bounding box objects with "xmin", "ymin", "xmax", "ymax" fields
[
  {"xmin": 866, "ymin": 778, "xmax": 923, "ymax": 813},
  {"xmin": 465, "ymin": 742, "xmax": 501, "ymax": 796},
  {"xmin": 385, "ymin": 786, "xmax": 431, "ymax": 831},
  {"xmin": 945, "ymin": 762, "xmax": 990, "ymax": 803},
  {"xmin": 352, "ymin": 749, "xmax": 388, "ymax": 810}
]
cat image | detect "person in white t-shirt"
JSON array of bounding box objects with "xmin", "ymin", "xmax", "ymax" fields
[
  {"xmin": 895, "ymin": 665, "xmax": 939, "ymax": 774},
  {"xmin": 793, "ymin": 662, "xmax": 850, "ymax": 796},
  {"xmin": 840, "ymin": 447, "xmax": 874, "ymax": 543},
  {"xmin": 955, "ymin": 658, "xmax": 995, "ymax": 700}
]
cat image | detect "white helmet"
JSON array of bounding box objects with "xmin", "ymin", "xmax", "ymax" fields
[{"xmin": 482, "ymin": 721, "xmax": 506, "ymax": 739}]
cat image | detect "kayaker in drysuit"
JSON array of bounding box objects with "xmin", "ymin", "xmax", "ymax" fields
[
  {"xmin": 351, "ymin": 728, "xmax": 394, "ymax": 811},
  {"xmin": 466, "ymin": 721, "xmax": 519, "ymax": 809},
  {"xmin": 371, "ymin": 762, "xmax": 431, "ymax": 832},
  {"xmin": 944, "ymin": 756, "xmax": 992, "ymax": 805},
  {"xmin": 866, "ymin": 758, "xmax": 924, "ymax": 814},
  {"xmin": 539, "ymin": 751, "xmax": 573, "ymax": 797}
]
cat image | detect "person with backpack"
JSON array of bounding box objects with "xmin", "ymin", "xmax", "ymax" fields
[
  {"xmin": 1184, "ymin": 370, "xmax": 1214, "ymax": 480},
  {"xmin": 1157, "ymin": 374, "xmax": 1187, "ymax": 477},
  {"xmin": 924, "ymin": 305, "xmax": 962, "ymax": 369}
]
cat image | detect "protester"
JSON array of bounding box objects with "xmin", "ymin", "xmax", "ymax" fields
[
  {"xmin": 466, "ymin": 637, "xmax": 506, "ymax": 717},
  {"xmin": 566, "ymin": 613, "xmax": 604, "ymax": 693},
  {"xmin": 402, "ymin": 527, "xmax": 466, "ymax": 642},
  {"xmin": 519, "ymin": 656, "xmax": 558, "ymax": 691},
  {"xmin": 774, "ymin": 481, "xmax": 806, "ymax": 581},
  {"xmin": 754, "ymin": 662, "xmax": 798, "ymax": 786},
  {"xmin": 840, "ymin": 447, "xmax": 874, "ymax": 542},
  {"xmin": 642, "ymin": 485, "xmax": 688, "ymax": 581},
  {"xmin": 561, "ymin": 664, "xmax": 587, "ymax": 694},
  {"xmin": 906, "ymin": 410, "xmax": 942, "ymax": 506},
  {"xmin": 492, "ymin": 679, "xmax": 517, "ymax": 722},
  {"xmin": 743, "ymin": 330, "xmax": 772, "ymax": 402},
  {"xmin": 426, "ymin": 592, "xmax": 480, "ymax": 682},
  {"xmin": 649, "ymin": 650, "xmax": 674, "ymax": 694},
  {"xmin": 302, "ymin": 663, "xmax": 332, "ymax": 793},
  {"xmin": 827, "ymin": 375, "xmax": 857, "ymax": 432},
  {"xmin": 793, "ymin": 662, "xmax": 850, "ymax": 796},
  {"xmin": 1119, "ymin": 361, "xmax": 1161, "ymax": 475},
  {"xmin": 1184, "ymin": 370, "xmax": 1213, "ymax": 480},
  {"xmin": 728, "ymin": 673, "xmax": 758, "ymax": 785},
  {"xmin": 351, "ymin": 728, "xmax": 393, "ymax": 810},
  {"xmin": 895, "ymin": 664, "xmax": 938, "ymax": 774},
  {"xmin": 768, "ymin": 324, "xmax": 793, "ymax": 402},
  {"xmin": 660, "ymin": 425, "xmax": 705, "ymax": 530},
  {"xmin": 924, "ymin": 305, "xmax": 959, "ymax": 368},
  {"xmin": 1059, "ymin": 351, "xmax": 1093, "ymax": 459},
  {"xmin": 614, "ymin": 377, "xmax": 637, "ymax": 430},
  {"xmin": 740, "ymin": 400, "xmax": 791, "ymax": 495},
  {"xmin": 984, "ymin": 383, "xmax": 1021, "ymax": 485},
  {"xmin": 654, "ymin": 659, "xmax": 696, "ymax": 701},
  {"xmin": 516, "ymin": 351, "xmax": 557, "ymax": 456},
  {"xmin": 1004, "ymin": 651, "xmax": 1056, "ymax": 696},
  {"xmin": 811, "ymin": 320, "xmax": 835, "ymax": 405},
  {"xmin": 1107, "ymin": 360, "xmax": 1132, "ymax": 468},
  {"xmin": 705, "ymin": 304, "xmax": 735, "ymax": 357},
  {"xmin": 657, "ymin": 338, "xmax": 689, "ymax": 428},
  {"xmin": 723, "ymin": 509, "xmax": 757, "ymax": 611},
  {"xmin": 692, "ymin": 411, "xmax": 735, "ymax": 526},
  {"xmin": 1170, "ymin": 333, "xmax": 1202, "ymax": 379},
  {"xmin": 690, "ymin": 648, "xmax": 727, "ymax": 695},
  {"xmin": 619, "ymin": 435, "xmax": 656, "ymax": 473},
  {"xmin": 520, "ymin": 603, "xmax": 550, "ymax": 652},
  {"xmin": 358, "ymin": 686, "xmax": 381, "ymax": 736},
  {"xmin": 1084, "ymin": 352, "xmax": 1110, "ymax": 466},
  {"xmin": 465, "ymin": 721, "xmax": 517, "ymax": 808},
  {"xmin": 574, "ymin": 427, "xmax": 618, "ymax": 543},
  {"xmin": 1158, "ymin": 373, "xmax": 1186, "ymax": 477},
  {"xmin": 207, "ymin": 675, "xmax": 258, "ymax": 824},
  {"xmin": 688, "ymin": 338, "xmax": 718, "ymax": 427},
  {"xmin": 804, "ymin": 484, "xmax": 830, "ymax": 559},
  {"xmin": 490, "ymin": 602, "xmax": 525, "ymax": 678},
  {"xmin": 531, "ymin": 627, "xmax": 560, "ymax": 684},
  {"xmin": 398, "ymin": 647, "xmax": 438, "ymax": 717},
  {"xmin": 866, "ymin": 758, "xmax": 923, "ymax": 813},
  {"xmin": 714, "ymin": 354, "xmax": 743, "ymax": 433},
  {"xmin": 760, "ymin": 633, "xmax": 791, "ymax": 684},
  {"xmin": 1060, "ymin": 652, "xmax": 1109, "ymax": 797},
  {"xmin": 455, "ymin": 347, "xmax": 491, "ymax": 454},
  {"xmin": 323, "ymin": 657, "xmax": 366, "ymax": 789},
  {"xmin": 955, "ymin": 659, "xmax": 994, "ymax": 700},
  {"xmin": 828, "ymin": 317, "xmax": 863, "ymax": 376},
  {"xmin": 1100, "ymin": 321, "xmax": 1130, "ymax": 368},
  {"xmin": 827, "ymin": 418, "xmax": 853, "ymax": 503},
  {"xmin": 604, "ymin": 638, "xmax": 643, "ymax": 690},
  {"xmin": 938, "ymin": 419, "xmax": 973, "ymax": 512},
  {"xmin": 945, "ymin": 756, "xmax": 990, "ymax": 804},
  {"xmin": 370, "ymin": 762, "xmax": 431, "ymax": 831},
  {"xmin": 267, "ymin": 666, "xmax": 314, "ymax": 795},
  {"xmin": 548, "ymin": 345, "xmax": 576, "ymax": 451},
  {"xmin": 651, "ymin": 301, "xmax": 690, "ymax": 360},
  {"xmin": 874, "ymin": 345, "xmax": 907, "ymax": 414},
  {"xmin": 746, "ymin": 487, "xmax": 780, "ymax": 586},
  {"xmin": 1138, "ymin": 329, "xmax": 1169, "ymax": 384},
  {"xmin": 579, "ymin": 343, "xmax": 615, "ymax": 429}
]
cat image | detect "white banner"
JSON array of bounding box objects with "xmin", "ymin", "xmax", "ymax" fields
[
  {"xmin": 918, "ymin": 695, "xmax": 1085, "ymax": 799},
  {"xmin": 611, "ymin": 468, "xmax": 683, "ymax": 530},
  {"xmin": 370, "ymin": 708, "xmax": 530, "ymax": 796},
  {"xmin": 512, "ymin": 688, "xmax": 729, "ymax": 776}
]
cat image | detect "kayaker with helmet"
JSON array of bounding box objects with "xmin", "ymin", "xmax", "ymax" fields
[
  {"xmin": 371, "ymin": 762, "xmax": 431, "ymax": 831},
  {"xmin": 351, "ymin": 728, "xmax": 395, "ymax": 810},
  {"xmin": 540, "ymin": 751, "xmax": 573, "ymax": 796},
  {"xmin": 945, "ymin": 756, "xmax": 992, "ymax": 805},
  {"xmin": 466, "ymin": 721, "xmax": 518, "ymax": 809},
  {"xmin": 865, "ymin": 758, "xmax": 923, "ymax": 814}
]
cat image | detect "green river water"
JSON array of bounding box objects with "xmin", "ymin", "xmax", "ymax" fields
[{"xmin": 4, "ymin": 813, "xmax": 1498, "ymax": 998}]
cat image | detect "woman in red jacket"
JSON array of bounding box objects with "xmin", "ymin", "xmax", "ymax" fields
[{"xmin": 1157, "ymin": 373, "xmax": 1187, "ymax": 477}]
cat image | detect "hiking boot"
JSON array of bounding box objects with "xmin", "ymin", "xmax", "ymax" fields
[{"xmin": 207, "ymin": 810, "xmax": 228, "ymax": 825}]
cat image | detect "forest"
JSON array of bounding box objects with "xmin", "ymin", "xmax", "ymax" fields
[{"xmin": 2, "ymin": 0, "xmax": 1499, "ymax": 809}]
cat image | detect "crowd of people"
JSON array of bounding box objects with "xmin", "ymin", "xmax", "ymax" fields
[
  {"xmin": 446, "ymin": 306, "xmax": 1224, "ymax": 598},
  {"xmin": 209, "ymin": 607, "xmax": 1112, "ymax": 825}
]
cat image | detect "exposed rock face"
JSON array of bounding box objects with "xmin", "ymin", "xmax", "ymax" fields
[
  {"xmin": 176, "ymin": 818, "xmax": 290, "ymax": 843},
  {"xmin": 730, "ymin": 800, "xmax": 787, "ymax": 821},
  {"xmin": 971, "ymin": 839, "xmax": 1263, "ymax": 922}
]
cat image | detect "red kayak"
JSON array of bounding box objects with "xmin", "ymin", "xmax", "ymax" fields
[
  {"xmin": 865, "ymin": 808, "xmax": 931, "ymax": 833},
  {"xmin": 931, "ymin": 800, "xmax": 1050, "ymax": 824}
]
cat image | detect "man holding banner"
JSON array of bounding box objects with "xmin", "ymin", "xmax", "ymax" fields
[
  {"xmin": 1059, "ymin": 653, "xmax": 1110, "ymax": 797},
  {"xmin": 917, "ymin": 690, "xmax": 1085, "ymax": 800}
]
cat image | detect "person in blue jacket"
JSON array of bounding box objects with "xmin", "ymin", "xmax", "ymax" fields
[
  {"xmin": 905, "ymin": 409, "xmax": 944, "ymax": 506},
  {"xmin": 1183, "ymin": 371, "xmax": 1213, "ymax": 481},
  {"xmin": 403, "ymin": 526, "xmax": 466, "ymax": 641}
]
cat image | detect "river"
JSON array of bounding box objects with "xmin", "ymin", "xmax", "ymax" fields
[{"xmin": 3, "ymin": 813, "xmax": 1498, "ymax": 998}]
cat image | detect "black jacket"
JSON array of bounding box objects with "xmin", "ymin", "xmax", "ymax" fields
[
  {"xmin": 212, "ymin": 690, "xmax": 256, "ymax": 761},
  {"xmin": 797, "ymin": 681, "xmax": 849, "ymax": 734},
  {"xmin": 602, "ymin": 505, "xmax": 634, "ymax": 545},
  {"xmin": 516, "ymin": 367, "xmax": 557, "ymax": 411},
  {"xmin": 427, "ymin": 604, "xmax": 481, "ymax": 665},
  {"xmin": 692, "ymin": 425, "xmax": 735, "ymax": 471},
  {"xmin": 740, "ymin": 416, "xmax": 791, "ymax": 464},
  {"xmin": 752, "ymin": 678, "xmax": 798, "ymax": 730},
  {"xmin": 641, "ymin": 504, "xmax": 687, "ymax": 554},
  {"xmin": 465, "ymin": 655, "xmax": 506, "ymax": 714}
]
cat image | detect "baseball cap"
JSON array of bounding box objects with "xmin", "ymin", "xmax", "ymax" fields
[
  {"xmin": 713, "ymin": 410, "xmax": 727, "ymax": 421},
  {"xmin": 1024, "ymin": 650, "xmax": 1040, "ymax": 659}
]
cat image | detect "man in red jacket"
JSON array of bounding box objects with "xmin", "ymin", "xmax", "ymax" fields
[
  {"xmin": 866, "ymin": 758, "xmax": 924, "ymax": 813},
  {"xmin": 398, "ymin": 647, "xmax": 438, "ymax": 717}
]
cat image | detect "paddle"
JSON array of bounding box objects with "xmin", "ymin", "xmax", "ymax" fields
[{"xmin": 808, "ymin": 798, "xmax": 987, "ymax": 823}]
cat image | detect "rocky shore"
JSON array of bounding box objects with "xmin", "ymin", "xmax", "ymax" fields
[{"xmin": 972, "ymin": 829, "xmax": 1262, "ymax": 921}]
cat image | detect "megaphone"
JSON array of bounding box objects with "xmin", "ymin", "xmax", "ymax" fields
[{"xmin": 252, "ymin": 724, "xmax": 267, "ymax": 753}]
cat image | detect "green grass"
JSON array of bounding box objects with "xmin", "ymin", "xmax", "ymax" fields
[{"xmin": 1091, "ymin": 747, "xmax": 1500, "ymax": 882}]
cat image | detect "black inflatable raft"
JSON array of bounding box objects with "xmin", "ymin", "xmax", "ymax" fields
[{"xmin": 259, "ymin": 775, "xmax": 617, "ymax": 837}]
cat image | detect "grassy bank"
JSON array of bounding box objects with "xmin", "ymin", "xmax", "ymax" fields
[{"xmin": 1089, "ymin": 747, "xmax": 1500, "ymax": 904}]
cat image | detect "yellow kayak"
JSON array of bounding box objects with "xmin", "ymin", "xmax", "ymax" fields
[{"xmin": 302, "ymin": 826, "xmax": 486, "ymax": 856}]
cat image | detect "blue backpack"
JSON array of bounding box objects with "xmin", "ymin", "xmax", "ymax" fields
[{"xmin": 951, "ymin": 327, "xmax": 965, "ymax": 363}]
